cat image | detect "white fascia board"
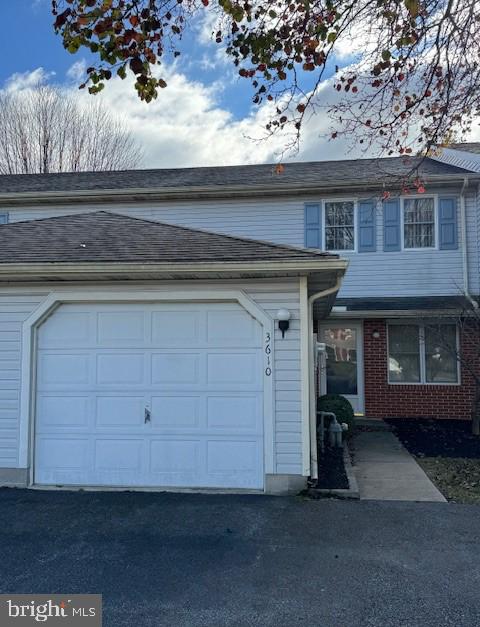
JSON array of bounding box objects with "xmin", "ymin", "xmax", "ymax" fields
[{"xmin": 0, "ymin": 259, "xmax": 348, "ymax": 279}]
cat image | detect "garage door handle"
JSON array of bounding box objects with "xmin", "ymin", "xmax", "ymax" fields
[{"xmin": 144, "ymin": 408, "xmax": 151, "ymax": 424}]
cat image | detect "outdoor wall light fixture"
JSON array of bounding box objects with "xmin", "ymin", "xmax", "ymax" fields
[
  {"xmin": 372, "ymin": 330, "xmax": 380, "ymax": 339},
  {"xmin": 277, "ymin": 309, "xmax": 291, "ymax": 338}
]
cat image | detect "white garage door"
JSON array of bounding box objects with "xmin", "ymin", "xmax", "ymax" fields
[{"xmin": 34, "ymin": 302, "xmax": 264, "ymax": 489}]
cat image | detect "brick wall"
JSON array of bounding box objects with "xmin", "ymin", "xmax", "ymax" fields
[{"xmin": 363, "ymin": 319, "xmax": 477, "ymax": 420}]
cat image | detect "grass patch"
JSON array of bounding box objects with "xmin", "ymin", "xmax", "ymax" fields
[{"xmin": 416, "ymin": 457, "xmax": 480, "ymax": 504}]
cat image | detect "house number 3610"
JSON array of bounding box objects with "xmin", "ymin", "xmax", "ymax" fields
[{"xmin": 265, "ymin": 332, "xmax": 272, "ymax": 376}]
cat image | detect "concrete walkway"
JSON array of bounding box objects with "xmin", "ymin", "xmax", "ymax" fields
[{"xmin": 352, "ymin": 429, "xmax": 446, "ymax": 502}]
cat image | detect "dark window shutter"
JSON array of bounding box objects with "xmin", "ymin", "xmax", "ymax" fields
[
  {"xmin": 439, "ymin": 197, "xmax": 458, "ymax": 250},
  {"xmin": 358, "ymin": 200, "xmax": 376, "ymax": 252},
  {"xmin": 383, "ymin": 199, "xmax": 401, "ymax": 251},
  {"xmin": 304, "ymin": 203, "xmax": 322, "ymax": 249}
]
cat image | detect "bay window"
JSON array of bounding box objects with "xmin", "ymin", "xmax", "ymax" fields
[{"xmin": 388, "ymin": 322, "xmax": 459, "ymax": 384}]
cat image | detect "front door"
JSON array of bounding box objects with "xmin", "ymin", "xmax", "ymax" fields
[{"xmin": 318, "ymin": 322, "xmax": 364, "ymax": 415}]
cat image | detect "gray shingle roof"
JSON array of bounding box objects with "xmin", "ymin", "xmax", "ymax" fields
[
  {"xmin": 0, "ymin": 156, "xmax": 471, "ymax": 194},
  {"xmin": 0, "ymin": 211, "xmax": 335, "ymax": 264}
]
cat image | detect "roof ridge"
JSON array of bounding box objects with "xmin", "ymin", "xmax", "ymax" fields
[{"xmin": 0, "ymin": 155, "xmax": 441, "ymax": 180}]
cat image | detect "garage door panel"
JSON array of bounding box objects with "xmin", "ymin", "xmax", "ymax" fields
[
  {"xmin": 35, "ymin": 302, "xmax": 264, "ymax": 490},
  {"xmin": 151, "ymin": 353, "xmax": 200, "ymax": 385},
  {"xmin": 37, "ymin": 395, "xmax": 90, "ymax": 430},
  {"xmin": 152, "ymin": 311, "xmax": 201, "ymax": 345},
  {"xmin": 38, "ymin": 312, "xmax": 91, "ymax": 348},
  {"xmin": 96, "ymin": 353, "xmax": 145, "ymax": 385},
  {"xmin": 150, "ymin": 439, "xmax": 199, "ymax": 474},
  {"xmin": 151, "ymin": 396, "xmax": 200, "ymax": 428},
  {"xmin": 207, "ymin": 353, "xmax": 261, "ymax": 386},
  {"xmin": 97, "ymin": 311, "xmax": 146, "ymax": 345},
  {"xmin": 36, "ymin": 437, "xmax": 89, "ymax": 471},
  {"xmin": 94, "ymin": 439, "xmax": 144, "ymax": 471},
  {"xmin": 207, "ymin": 440, "xmax": 261, "ymax": 476},
  {"xmin": 206, "ymin": 396, "xmax": 261, "ymax": 431},
  {"xmin": 96, "ymin": 396, "xmax": 145, "ymax": 428},
  {"xmin": 39, "ymin": 353, "xmax": 90, "ymax": 386},
  {"xmin": 207, "ymin": 311, "xmax": 261, "ymax": 346}
]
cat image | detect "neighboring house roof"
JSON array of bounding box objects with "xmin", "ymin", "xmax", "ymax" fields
[
  {"xmin": 429, "ymin": 142, "xmax": 480, "ymax": 173},
  {"xmin": 0, "ymin": 156, "xmax": 472, "ymax": 196},
  {"xmin": 0, "ymin": 211, "xmax": 337, "ymax": 264},
  {"xmin": 449, "ymin": 142, "xmax": 480, "ymax": 154}
]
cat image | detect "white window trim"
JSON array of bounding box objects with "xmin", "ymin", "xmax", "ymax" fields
[
  {"xmin": 400, "ymin": 195, "xmax": 439, "ymax": 252},
  {"xmin": 387, "ymin": 320, "xmax": 460, "ymax": 386},
  {"xmin": 322, "ymin": 198, "xmax": 358, "ymax": 253}
]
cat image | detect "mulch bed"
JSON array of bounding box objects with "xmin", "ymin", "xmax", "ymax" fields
[
  {"xmin": 315, "ymin": 446, "xmax": 349, "ymax": 489},
  {"xmin": 385, "ymin": 418, "xmax": 480, "ymax": 459}
]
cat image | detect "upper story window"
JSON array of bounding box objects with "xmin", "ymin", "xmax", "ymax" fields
[
  {"xmin": 0, "ymin": 214, "xmax": 8, "ymax": 225},
  {"xmin": 388, "ymin": 322, "xmax": 459, "ymax": 384},
  {"xmin": 325, "ymin": 201, "xmax": 355, "ymax": 251},
  {"xmin": 403, "ymin": 198, "xmax": 435, "ymax": 249}
]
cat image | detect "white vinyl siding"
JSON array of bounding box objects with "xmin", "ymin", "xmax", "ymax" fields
[
  {"xmin": 3, "ymin": 183, "xmax": 473, "ymax": 299},
  {"xmin": 0, "ymin": 279, "xmax": 303, "ymax": 476},
  {"xmin": 0, "ymin": 294, "xmax": 46, "ymax": 466}
]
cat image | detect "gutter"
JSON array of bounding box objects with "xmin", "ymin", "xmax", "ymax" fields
[
  {"xmin": 307, "ymin": 276, "xmax": 344, "ymax": 480},
  {"xmin": 460, "ymin": 177, "xmax": 479, "ymax": 310},
  {"xmin": 330, "ymin": 308, "xmax": 471, "ymax": 319},
  {"xmin": 0, "ymin": 173, "xmax": 479, "ymax": 207},
  {"xmin": 0, "ymin": 258, "xmax": 348, "ymax": 280}
]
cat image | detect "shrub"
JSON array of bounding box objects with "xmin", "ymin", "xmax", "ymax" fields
[{"xmin": 317, "ymin": 394, "xmax": 355, "ymax": 440}]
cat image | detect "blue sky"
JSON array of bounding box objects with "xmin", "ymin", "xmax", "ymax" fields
[
  {"xmin": 0, "ymin": 1, "xmax": 260, "ymax": 118},
  {"xmin": 0, "ymin": 0, "xmax": 361, "ymax": 168},
  {"xmin": 1, "ymin": 1, "xmax": 77, "ymax": 83}
]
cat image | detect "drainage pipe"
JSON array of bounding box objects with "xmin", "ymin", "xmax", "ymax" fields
[
  {"xmin": 308, "ymin": 276, "xmax": 343, "ymax": 479},
  {"xmin": 460, "ymin": 177, "xmax": 479, "ymax": 310}
]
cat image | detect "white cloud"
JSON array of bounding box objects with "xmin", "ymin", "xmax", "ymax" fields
[
  {"xmin": 0, "ymin": 64, "xmax": 383, "ymax": 169},
  {"xmin": 81, "ymin": 65, "xmax": 370, "ymax": 167},
  {"xmin": 4, "ymin": 67, "xmax": 54, "ymax": 92},
  {"xmin": 67, "ymin": 59, "xmax": 87, "ymax": 82}
]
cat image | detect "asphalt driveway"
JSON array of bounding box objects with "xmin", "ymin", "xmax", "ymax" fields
[{"xmin": 1, "ymin": 489, "xmax": 479, "ymax": 627}]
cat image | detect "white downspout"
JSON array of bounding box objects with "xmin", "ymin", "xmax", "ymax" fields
[
  {"xmin": 460, "ymin": 177, "xmax": 479, "ymax": 310},
  {"xmin": 307, "ymin": 276, "xmax": 343, "ymax": 479}
]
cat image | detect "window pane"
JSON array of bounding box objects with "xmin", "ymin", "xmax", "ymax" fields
[
  {"xmin": 425, "ymin": 325, "xmax": 458, "ymax": 383},
  {"xmin": 325, "ymin": 226, "xmax": 354, "ymax": 251},
  {"xmin": 326, "ymin": 202, "xmax": 354, "ymax": 226},
  {"xmin": 323, "ymin": 328, "xmax": 358, "ymax": 395},
  {"xmin": 404, "ymin": 198, "xmax": 435, "ymax": 248},
  {"xmin": 388, "ymin": 325, "xmax": 421, "ymax": 382},
  {"xmin": 325, "ymin": 202, "xmax": 354, "ymax": 250}
]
